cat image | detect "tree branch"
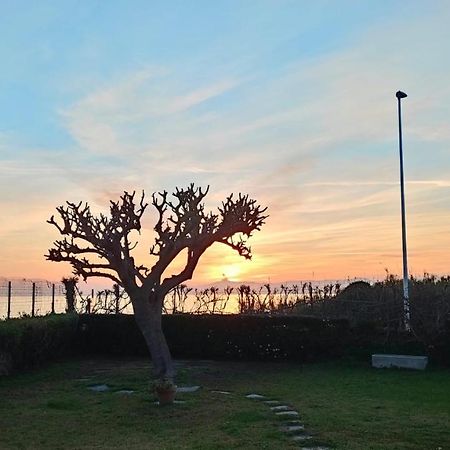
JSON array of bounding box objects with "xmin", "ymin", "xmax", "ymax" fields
[
  {"xmin": 48, "ymin": 184, "xmax": 267, "ymax": 299},
  {"xmin": 47, "ymin": 191, "xmax": 149, "ymax": 289}
]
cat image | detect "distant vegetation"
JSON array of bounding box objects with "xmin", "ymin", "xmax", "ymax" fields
[
  {"xmin": 2, "ymin": 273, "xmax": 449, "ymax": 366},
  {"xmin": 76, "ymin": 273, "xmax": 449, "ymax": 330},
  {"xmin": 69, "ymin": 272, "xmax": 450, "ymax": 358},
  {"xmin": 294, "ymin": 273, "xmax": 450, "ymax": 348}
]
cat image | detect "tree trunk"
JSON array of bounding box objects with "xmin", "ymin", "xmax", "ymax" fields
[{"xmin": 131, "ymin": 292, "xmax": 175, "ymax": 381}]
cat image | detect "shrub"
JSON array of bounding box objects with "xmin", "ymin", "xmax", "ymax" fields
[
  {"xmin": 75, "ymin": 313, "xmax": 449, "ymax": 366},
  {"xmin": 0, "ymin": 314, "xmax": 78, "ymax": 375},
  {"xmin": 76, "ymin": 314, "xmax": 350, "ymax": 362},
  {"xmin": 294, "ymin": 275, "xmax": 450, "ymax": 354}
]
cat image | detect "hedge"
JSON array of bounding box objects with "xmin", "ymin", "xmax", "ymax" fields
[
  {"xmin": 0, "ymin": 314, "xmax": 78, "ymax": 375},
  {"xmin": 347, "ymin": 320, "xmax": 450, "ymax": 366},
  {"xmin": 76, "ymin": 314, "xmax": 450, "ymax": 365},
  {"xmin": 76, "ymin": 314, "xmax": 351, "ymax": 362},
  {"xmin": 2, "ymin": 314, "xmax": 447, "ymax": 375}
]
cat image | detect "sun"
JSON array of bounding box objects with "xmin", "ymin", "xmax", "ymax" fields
[{"xmin": 221, "ymin": 264, "xmax": 242, "ymax": 281}]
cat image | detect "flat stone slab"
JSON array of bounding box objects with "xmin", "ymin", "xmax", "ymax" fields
[
  {"xmin": 372, "ymin": 354, "xmax": 428, "ymax": 370},
  {"xmin": 264, "ymin": 400, "xmax": 281, "ymax": 405},
  {"xmin": 285, "ymin": 420, "xmax": 303, "ymax": 425},
  {"xmin": 245, "ymin": 394, "xmax": 266, "ymax": 399},
  {"xmin": 275, "ymin": 410, "xmax": 299, "ymax": 417},
  {"xmin": 177, "ymin": 386, "xmax": 201, "ymax": 393},
  {"xmin": 153, "ymin": 400, "xmax": 186, "ymax": 406},
  {"xmin": 280, "ymin": 425, "xmax": 305, "ymax": 432},
  {"xmin": 300, "ymin": 447, "xmax": 331, "ymax": 450},
  {"xmin": 87, "ymin": 384, "xmax": 110, "ymax": 392},
  {"xmin": 270, "ymin": 405, "xmax": 292, "ymax": 411},
  {"xmin": 291, "ymin": 434, "xmax": 312, "ymax": 441},
  {"xmin": 115, "ymin": 390, "xmax": 135, "ymax": 395},
  {"xmin": 211, "ymin": 390, "xmax": 232, "ymax": 395}
]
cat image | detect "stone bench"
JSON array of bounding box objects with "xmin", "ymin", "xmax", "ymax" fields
[{"xmin": 372, "ymin": 354, "xmax": 428, "ymax": 370}]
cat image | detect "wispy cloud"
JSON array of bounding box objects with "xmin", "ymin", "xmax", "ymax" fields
[
  {"xmin": 2, "ymin": 2, "xmax": 450, "ymax": 283},
  {"xmin": 60, "ymin": 69, "xmax": 242, "ymax": 156}
]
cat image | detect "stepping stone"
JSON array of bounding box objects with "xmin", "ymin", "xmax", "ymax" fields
[
  {"xmin": 153, "ymin": 400, "xmax": 186, "ymax": 406},
  {"xmin": 88, "ymin": 384, "xmax": 110, "ymax": 392},
  {"xmin": 115, "ymin": 390, "xmax": 135, "ymax": 395},
  {"xmin": 276, "ymin": 410, "xmax": 299, "ymax": 417},
  {"xmin": 270, "ymin": 405, "xmax": 292, "ymax": 411},
  {"xmin": 300, "ymin": 447, "xmax": 331, "ymax": 450},
  {"xmin": 279, "ymin": 424, "xmax": 305, "ymax": 432},
  {"xmin": 211, "ymin": 390, "xmax": 231, "ymax": 395},
  {"xmin": 285, "ymin": 420, "xmax": 303, "ymax": 425},
  {"xmin": 245, "ymin": 394, "xmax": 265, "ymax": 399},
  {"xmin": 291, "ymin": 434, "xmax": 312, "ymax": 441},
  {"xmin": 264, "ymin": 400, "xmax": 281, "ymax": 405},
  {"xmin": 177, "ymin": 386, "xmax": 201, "ymax": 393}
]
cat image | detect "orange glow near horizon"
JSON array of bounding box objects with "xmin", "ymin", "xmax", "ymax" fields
[
  {"xmin": 1, "ymin": 2, "xmax": 450, "ymax": 294},
  {"xmin": 2, "ymin": 197, "xmax": 450, "ymax": 290}
]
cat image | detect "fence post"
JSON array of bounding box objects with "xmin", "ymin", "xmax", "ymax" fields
[
  {"xmin": 32, "ymin": 282, "xmax": 36, "ymax": 317},
  {"xmin": 51, "ymin": 283, "xmax": 55, "ymax": 314},
  {"xmin": 7, "ymin": 281, "xmax": 11, "ymax": 319},
  {"xmin": 62, "ymin": 278, "xmax": 77, "ymax": 313},
  {"xmin": 114, "ymin": 284, "xmax": 120, "ymax": 314}
]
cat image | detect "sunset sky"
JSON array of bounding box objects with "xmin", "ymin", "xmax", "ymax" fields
[{"xmin": 1, "ymin": 1, "xmax": 449, "ymax": 289}]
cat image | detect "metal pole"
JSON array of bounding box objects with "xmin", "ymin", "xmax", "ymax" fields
[
  {"xmin": 51, "ymin": 283, "xmax": 55, "ymax": 314},
  {"xmin": 7, "ymin": 281, "xmax": 11, "ymax": 319},
  {"xmin": 396, "ymin": 90, "xmax": 411, "ymax": 330}
]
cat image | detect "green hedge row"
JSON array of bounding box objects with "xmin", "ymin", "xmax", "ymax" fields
[
  {"xmin": 347, "ymin": 320, "xmax": 449, "ymax": 366},
  {"xmin": 76, "ymin": 314, "xmax": 450, "ymax": 365},
  {"xmin": 2, "ymin": 314, "xmax": 447, "ymax": 375},
  {"xmin": 0, "ymin": 314, "xmax": 78, "ymax": 375},
  {"xmin": 76, "ymin": 314, "xmax": 351, "ymax": 362}
]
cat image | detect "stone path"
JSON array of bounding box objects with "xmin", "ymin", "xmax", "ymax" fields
[
  {"xmin": 85, "ymin": 380, "xmax": 331, "ymax": 448},
  {"xmin": 245, "ymin": 393, "xmax": 331, "ymax": 449}
]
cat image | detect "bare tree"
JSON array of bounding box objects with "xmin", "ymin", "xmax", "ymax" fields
[{"xmin": 47, "ymin": 184, "xmax": 267, "ymax": 382}]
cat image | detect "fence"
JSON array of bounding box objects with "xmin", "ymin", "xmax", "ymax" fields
[
  {"xmin": 0, "ymin": 279, "xmax": 134, "ymax": 319},
  {"xmin": 1, "ymin": 278, "xmax": 348, "ymax": 319},
  {"xmin": 0, "ymin": 279, "xmax": 67, "ymax": 319}
]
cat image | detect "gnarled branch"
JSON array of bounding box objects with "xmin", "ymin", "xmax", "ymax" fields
[
  {"xmin": 46, "ymin": 191, "xmax": 149, "ymax": 288},
  {"xmin": 48, "ymin": 184, "xmax": 267, "ymax": 297}
]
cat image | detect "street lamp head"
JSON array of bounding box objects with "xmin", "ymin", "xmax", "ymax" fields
[{"xmin": 396, "ymin": 90, "xmax": 408, "ymax": 99}]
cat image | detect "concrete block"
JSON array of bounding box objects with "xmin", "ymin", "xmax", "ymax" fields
[{"xmin": 372, "ymin": 354, "xmax": 428, "ymax": 370}]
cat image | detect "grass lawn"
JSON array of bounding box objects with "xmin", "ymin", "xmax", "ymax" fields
[{"xmin": 0, "ymin": 357, "xmax": 449, "ymax": 449}]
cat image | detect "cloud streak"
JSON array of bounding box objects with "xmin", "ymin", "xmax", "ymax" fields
[{"xmin": 1, "ymin": 2, "xmax": 450, "ymax": 284}]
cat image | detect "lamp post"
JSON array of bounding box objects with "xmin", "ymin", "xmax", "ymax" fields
[{"xmin": 396, "ymin": 90, "xmax": 410, "ymax": 330}]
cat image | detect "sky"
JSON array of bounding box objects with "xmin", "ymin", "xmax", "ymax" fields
[{"xmin": 1, "ymin": 0, "xmax": 450, "ymax": 288}]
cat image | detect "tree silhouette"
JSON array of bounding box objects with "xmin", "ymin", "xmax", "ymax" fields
[{"xmin": 47, "ymin": 184, "xmax": 267, "ymax": 381}]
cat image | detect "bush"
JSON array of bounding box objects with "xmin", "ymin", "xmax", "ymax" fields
[
  {"xmin": 0, "ymin": 314, "xmax": 79, "ymax": 375},
  {"xmin": 76, "ymin": 313, "xmax": 450, "ymax": 366},
  {"xmin": 294, "ymin": 275, "xmax": 450, "ymax": 356},
  {"xmin": 76, "ymin": 314, "xmax": 350, "ymax": 362}
]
